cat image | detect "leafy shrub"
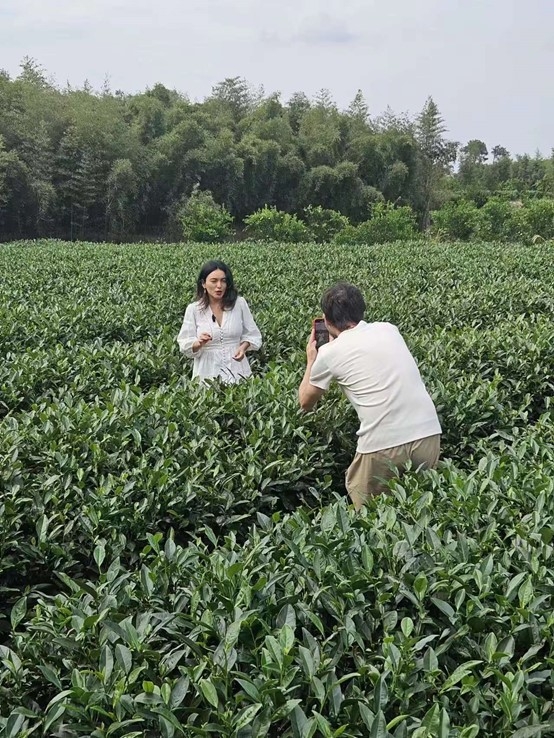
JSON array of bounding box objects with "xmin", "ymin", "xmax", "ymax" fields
[
  {"xmin": 524, "ymin": 198, "xmax": 554, "ymax": 240},
  {"xmin": 476, "ymin": 198, "xmax": 530, "ymax": 242},
  {"xmin": 461, "ymin": 185, "xmax": 492, "ymax": 208},
  {"xmin": 244, "ymin": 206, "xmax": 310, "ymax": 242},
  {"xmin": 433, "ymin": 197, "xmax": 554, "ymax": 244},
  {"xmin": 302, "ymin": 205, "xmax": 349, "ymax": 243},
  {"xmin": 334, "ymin": 202, "xmax": 418, "ymax": 245},
  {"xmin": 432, "ymin": 199, "xmax": 479, "ymax": 240},
  {"xmin": 177, "ymin": 186, "xmax": 233, "ymax": 243}
]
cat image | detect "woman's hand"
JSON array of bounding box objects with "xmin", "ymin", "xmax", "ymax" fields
[
  {"xmin": 192, "ymin": 332, "xmax": 212, "ymax": 353},
  {"xmin": 233, "ymin": 341, "xmax": 250, "ymax": 361}
]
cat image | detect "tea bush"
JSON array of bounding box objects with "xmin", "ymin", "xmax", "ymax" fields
[
  {"xmin": 431, "ymin": 201, "xmax": 480, "ymax": 241},
  {"xmin": 176, "ymin": 187, "xmax": 233, "ymax": 243},
  {"xmin": 334, "ymin": 203, "xmax": 418, "ymax": 246},
  {"xmin": 525, "ymin": 198, "xmax": 554, "ymax": 241},
  {"xmin": 1, "ymin": 239, "xmax": 554, "ymax": 737},
  {"xmin": 244, "ymin": 207, "xmax": 310, "ymax": 242},
  {"xmin": 475, "ymin": 199, "xmax": 530, "ymax": 243},
  {"xmin": 302, "ymin": 206, "xmax": 349, "ymax": 244},
  {"xmin": 432, "ymin": 197, "xmax": 554, "ymax": 243}
]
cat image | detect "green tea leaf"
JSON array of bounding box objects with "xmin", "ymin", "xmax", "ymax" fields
[
  {"xmin": 440, "ymin": 661, "xmax": 483, "ymax": 692},
  {"xmin": 10, "ymin": 596, "xmax": 27, "ymax": 630},
  {"xmin": 170, "ymin": 677, "xmax": 189, "ymax": 709},
  {"xmin": 233, "ymin": 703, "xmax": 262, "ymax": 731},
  {"xmin": 370, "ymin": 709, "xmax": 387, "ymax": 738},
  {"xmin": 199, "ymin": 677, "xmax": 219, "ymax": 708},
  {"xmin": 280, "ymin": 623, "xmax": 295, "ymax": 654},
  {"xmin": 115, "ymin": 644, "xmax": 132, "ymax": 675},
  {"xmin": 401, "ymin": 617, "xmax": 414, "ymax": 637},
  {"xmin": 277, "ymin": 604, "xmax": 297, "ymax": 629}
]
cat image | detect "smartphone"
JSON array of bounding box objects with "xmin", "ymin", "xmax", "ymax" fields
[{"xmin": 313, "ymin": 318, "xmax": 329, "ymax": 350}]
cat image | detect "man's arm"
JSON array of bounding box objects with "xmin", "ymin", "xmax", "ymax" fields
[
  {"xmin": 299, "ymin": 364, "xmax": 325, "ymax": 411},
  {"xmin": 298, "ymin": 330, "xmax": 326, "ymax": 412}
]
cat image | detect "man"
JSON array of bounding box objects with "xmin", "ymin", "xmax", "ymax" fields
[{"xmin": 298, "ymin": 282, "xmax": 441, "ymax": 509}]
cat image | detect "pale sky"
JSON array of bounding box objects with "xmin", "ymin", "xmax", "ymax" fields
[{"xmin": 1, "ymin": 0, "xmax": 553, "ymax": 157}]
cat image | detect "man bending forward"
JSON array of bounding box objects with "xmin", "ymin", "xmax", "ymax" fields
[{"xmin": 299, "ymin": 282, "xmax": 441, "ymax": 509}]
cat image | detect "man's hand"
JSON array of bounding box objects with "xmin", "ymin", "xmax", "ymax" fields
[
  {"xmin": 306, "ymin": 329, "xmax": 318, "ymax": 365},
  {"xmin": 299, "ymin": 328, "xmax": 325, "ymax": 411}
]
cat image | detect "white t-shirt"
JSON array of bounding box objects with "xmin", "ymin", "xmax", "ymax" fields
[{"xmin": 309, "ymin": 321, "xmax": 441, "ymax": 453}]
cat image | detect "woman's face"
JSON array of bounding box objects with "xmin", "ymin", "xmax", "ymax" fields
[{"xmin": 203, "ymin": 269, "xmax": 227, "ymax": 301}]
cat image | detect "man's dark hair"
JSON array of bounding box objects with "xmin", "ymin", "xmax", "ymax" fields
[{"xmin": 321, "ymin": 282, "xmax": 366, "ymax": 330}]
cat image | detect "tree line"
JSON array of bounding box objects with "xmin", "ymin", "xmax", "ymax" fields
[{"xmin": 0, "ymin": 58, "xmax": 553, "ymax": 242}]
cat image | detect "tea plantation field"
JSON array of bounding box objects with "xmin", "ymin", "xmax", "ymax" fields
[{"xmin": 1, "ymin": 239, "xmax": 554, "ymax": 737}]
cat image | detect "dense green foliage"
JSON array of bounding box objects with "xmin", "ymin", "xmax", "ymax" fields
[
  {"xmin": 334, "ymin": 204, "xmax": 418, "ymax": 245},
  {"xmin": 1, "ymin": 59, "xmax": 553, "ymax": 242},
  {"xmin": 432, "ymin": 198, "xmax": 554, "ymax": 243},
  {"xmin": 244, "ymin": 207, "xmax": 311, "ymax": 243},
  {"xmin": 176, "ymin": 187, "xmax": 234, "ymax": 243},
  {"xmin": 1, "ymin": 239, "xmax": 554, "ymax": 737},
  {"xmin": 302, "ymin": 206, "xmax": 349, "ymax": 244}
]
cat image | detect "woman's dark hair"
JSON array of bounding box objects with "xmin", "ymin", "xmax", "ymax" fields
[
  {"xmin": 196, "ymin": 260, "xmax": 238, "ymax": 309},
  {"xmin": 321, "ymin": 282, "xmax": 366, "ymax": 330}
]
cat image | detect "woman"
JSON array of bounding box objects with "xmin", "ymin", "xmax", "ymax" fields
[{"xmin": 177, "ymin": 260, "xmax": 262, "ymax": 384}]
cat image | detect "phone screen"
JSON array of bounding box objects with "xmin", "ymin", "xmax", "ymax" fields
[{"xmin": 313, "ymin": 318, "xmax": 329, "ymax": 349}]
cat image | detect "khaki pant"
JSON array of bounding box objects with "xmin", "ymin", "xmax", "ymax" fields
[{"xmin": 345, "ymin": 434, "xmax": 441, "ymax": 510}]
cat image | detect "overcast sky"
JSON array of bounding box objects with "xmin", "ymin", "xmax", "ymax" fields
[{"xmin": 1, "ymin": 0, "xmax": 552, "ymax": 156}]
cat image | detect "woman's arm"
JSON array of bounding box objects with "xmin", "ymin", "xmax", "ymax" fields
[
  {"xmin": 238, "ymin": 297, "xmax": 262, "ymax": 352},
  {"xmin": 176, "ymin": 304, "xmax": 208, "ymax": 357}
]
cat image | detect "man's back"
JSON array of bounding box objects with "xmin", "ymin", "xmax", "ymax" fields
[{"xmin": 310, "ymin": 321, "xmax": 441, "ymax": 453}]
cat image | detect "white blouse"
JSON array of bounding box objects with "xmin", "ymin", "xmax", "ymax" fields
[{"xmin": 176, "ymin": 296, "xmax": 262, "ymax": 384}]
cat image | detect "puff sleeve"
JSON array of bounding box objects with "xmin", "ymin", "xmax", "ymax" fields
[
  {"xmin": 176, "ymin": 303, "xmax": 198, "ymax": 358},
  {"xmin": 239, "ymin": 297, "xmax": 262, "ymax": 352}
]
